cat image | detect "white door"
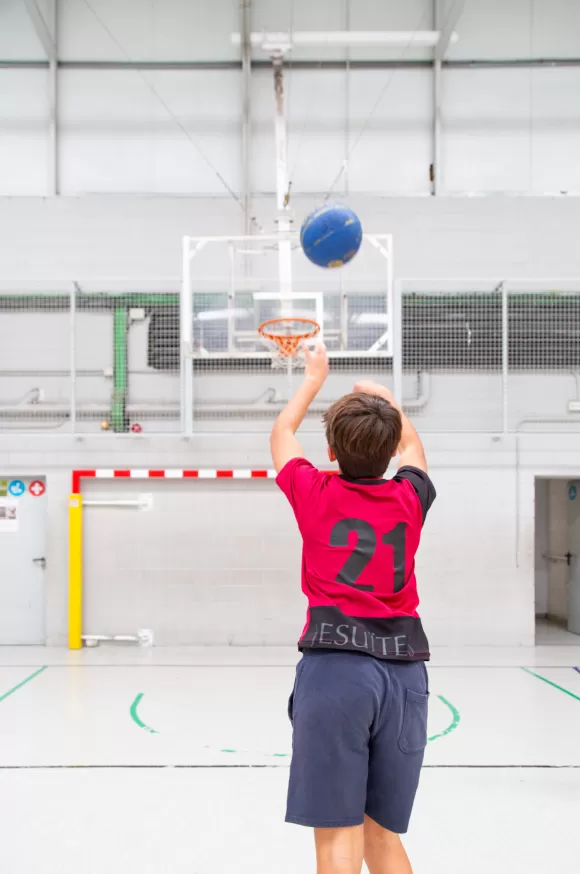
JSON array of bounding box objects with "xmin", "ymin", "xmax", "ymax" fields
[
  {"xmin": 567, "ymin": 480, "xmax": 580, "ymax": 635},
  {"xmin": 0, "ymin": 476, "xmax": 46, "ymax": 644}
]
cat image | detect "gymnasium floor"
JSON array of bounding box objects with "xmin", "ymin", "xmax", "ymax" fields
[{"xmin": 1, "ymin": 631, "xmax": 579, "ymax": 874}]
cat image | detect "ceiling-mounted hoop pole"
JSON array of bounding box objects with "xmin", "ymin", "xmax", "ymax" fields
[
  {"xmin": 272, "ymin": 53, "xmax": 293, "ymax": 315},
  {"xmin": 240, "ymin": 0, "xmax": 252, "ymax": 235},
  {"xmin": 365, "ymin": 234, "xmax": 394, "ymax": 356}
]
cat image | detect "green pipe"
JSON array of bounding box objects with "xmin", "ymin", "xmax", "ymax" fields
[{"xmin": 111, "ymin": 307, "xmax": 128, "ymax": 432}]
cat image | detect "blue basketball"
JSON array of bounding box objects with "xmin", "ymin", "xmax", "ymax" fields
[{"xmin": 300, "ymin": 204, "xmax": 363, "ymax": 269}]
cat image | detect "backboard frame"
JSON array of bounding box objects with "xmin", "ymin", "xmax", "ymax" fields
[{"xmin": 180, "ymin": 231, "xmax": 394, "ymax": 435}]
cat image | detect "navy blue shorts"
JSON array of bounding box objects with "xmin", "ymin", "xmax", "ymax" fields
[{"xmin": 286, "ymin": 650, "xmax": 429, "ymax": 833}]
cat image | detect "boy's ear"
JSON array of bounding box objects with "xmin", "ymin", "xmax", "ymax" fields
[{"xmin": 327, "ymin": 446, "xmax": 337, "ymax": 463}]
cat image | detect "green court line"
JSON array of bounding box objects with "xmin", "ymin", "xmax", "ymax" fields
[
  {"xmin": 521, "ymin": 667, "xmax": 580, "ymax": 702},
  {"xmin": 130, "ymin": 690, "xmax": 460, "ymax": 753},
  {"xmin": 130, "ymin": 693, "xmax": 159, "ymax": 734},
  {"xmin": 427, "ymin": 695, "xmax": 461, "ymax": 743},
  {"xmin": 0, "ymin": 666, "xmax": 47, "ymax": 704}
]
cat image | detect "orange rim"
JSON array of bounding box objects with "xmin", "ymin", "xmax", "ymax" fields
[{"xmin": 258, "ymin": 317, "xmax": 320, "ymax": 358}]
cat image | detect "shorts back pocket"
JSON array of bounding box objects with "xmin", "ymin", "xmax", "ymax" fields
[{"xmin": 398, "ymin": 689, "xmax": 429, "ymax": 754}]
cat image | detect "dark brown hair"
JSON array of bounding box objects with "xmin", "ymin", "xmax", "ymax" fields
[{"xmin": 323, "ymin": 392, "xmax": 402, "ymax": 479}]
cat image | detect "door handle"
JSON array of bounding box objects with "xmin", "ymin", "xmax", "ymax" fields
[
  {"xmin": 32, "ymin": 557, "xmax": 46, "ymax": 570},
  {"xmin": 543, "ymin": 552, "xmax": 573, "ymax": 566}
]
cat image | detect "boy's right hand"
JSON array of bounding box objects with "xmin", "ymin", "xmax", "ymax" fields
[
  {"xmin": 354, "ymin": 380, "xmax": 397, "ymax": 407},
  {"xmin": 304, "ymin": 340, "xmax": 329, "ymax": 388}
]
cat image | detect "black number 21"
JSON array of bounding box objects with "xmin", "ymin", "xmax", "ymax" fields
[{"xmin": 330, "ymin": 519, "xmax": 406, "ymax": 593}]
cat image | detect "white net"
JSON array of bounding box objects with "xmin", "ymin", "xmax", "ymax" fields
[{"xmin": 258, "ymin": 316, "xmax": 321, "ymax": 370}]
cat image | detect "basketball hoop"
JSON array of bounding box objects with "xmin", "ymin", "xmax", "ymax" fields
[{"xmin": 258, "ymin": 317, "xmax": 320, "ymax": 368}]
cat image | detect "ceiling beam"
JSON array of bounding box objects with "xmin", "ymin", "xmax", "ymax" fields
[
  {"xmin": 22, "ymin": 0, "xmax": 56, "ymax": 62},
  {"xmin": 4, "ymin": 57, "xmax": 580, "ymax": 71},
  {"xmin": 435, "ymin": 0, "xmax": 466, "ymax": 60}
]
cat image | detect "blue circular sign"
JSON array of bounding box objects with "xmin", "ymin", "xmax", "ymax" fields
[
  {"xmin": 569, "ymin": 484, "xmax": 577, "ymax": 502},
  {"xmin": 8, "ymin": 479, "xmax": 25, "ymax": 497}
]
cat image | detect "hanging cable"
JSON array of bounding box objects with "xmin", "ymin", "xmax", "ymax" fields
[
  {"xmin": 81, "ymin": 0, "xmax": 262, "ymax": 232},
  {"xmin": 324, "ymin": 5, "xmax": 431, "ymax": 201}
]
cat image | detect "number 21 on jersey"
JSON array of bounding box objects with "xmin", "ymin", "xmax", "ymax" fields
[{"xmin": 330, "ymin": 518, "xmax": 406, "ymax": 593}]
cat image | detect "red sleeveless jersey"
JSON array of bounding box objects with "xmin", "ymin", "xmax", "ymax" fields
[{"xmin": 276, "ymin": 458, "xmax": 436, "ymax": 661}]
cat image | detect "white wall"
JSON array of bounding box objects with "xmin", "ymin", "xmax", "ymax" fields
[
  {"xmin": 2, "ymin": 195, "xmax": 580, "ymax": 281},
  {"xmin": 1, "ymin": 428, "xmax": 577, "ymax": 648},
  {"xmin": 58, "ymin": 69, "xmax": 243, "ymax": 196},
  {"xmin": 2, "ymin": 0, "xmax": 580, "ymax": 195},
  {"xmin": 83, "ymin": 478, "xmax": 305, "ymax": 645},
  {"xmin": 3, "ymin": 0, "xmax": 580, "ymax": 647},
  {"xmin": 79, "ymin": 460, "xmax": 527, "ymax": 648},
  {"xmin": 0, "ymin": 192, "xmax": 579, "ymax": 649}
]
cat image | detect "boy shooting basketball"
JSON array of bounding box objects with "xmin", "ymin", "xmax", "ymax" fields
[{"xmin": 270, "ymin": 341, "xmax": 435, "ymax": 874}]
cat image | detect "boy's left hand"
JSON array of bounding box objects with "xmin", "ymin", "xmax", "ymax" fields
[
  {"xmin": 354, "ymin": 380, "xmax": 396, "ymax": 406},
  {"xmin": 303, "ymin": 340, "xmax": 329, "ymax": 388}
]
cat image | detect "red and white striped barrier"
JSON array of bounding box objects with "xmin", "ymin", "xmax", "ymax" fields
[{"xmin": 72, "ymin": 468, "xmax": 278, "ymax": 492}]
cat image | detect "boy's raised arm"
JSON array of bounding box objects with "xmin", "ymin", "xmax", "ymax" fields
[{"xmin": 270, "ymin": 342, "xmax": 329, "ymax": 473}]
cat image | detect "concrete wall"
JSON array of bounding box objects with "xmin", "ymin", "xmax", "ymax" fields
[
  {"xmin": 4, "ymin": 0, "xmax": 580, "ymax": 646},
  {"xmin": 79, "ymin": 458, "xmax": 528, "ymax": 647},
  {"xmin": 2, "ymin": 195, "xmax": 580, "ymax": 645},
  {"xmin": 0, "ymin": 429, "xmax": 578, "ymax": 647},
  {"xmin": 2, "ymin": 195, "xmax": 580, "ymax": 281},
  {"xmin": 82, "ymin": 478, "xmax": 304, "ymax": 645},
  {"xmin": 2, "ymin": 194, "xmax": 580, "ymax": 437}
]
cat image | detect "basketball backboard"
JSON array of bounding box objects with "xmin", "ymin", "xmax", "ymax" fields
[{"xmin": 182, "ymin": 232, "xmax": 393, "ymax": 360}]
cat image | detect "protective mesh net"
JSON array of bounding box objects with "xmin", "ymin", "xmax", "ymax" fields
[
  {"xmin": 3, "ymin": 277, "xmax": 580, "ymax": 435},
  {"xmin": 506, "ymin": 286, "xmax": 580, "ymax": 431},
  {"xmin": 400, "ymin": 285, "xmax": 503, "ymax": 432},
  {"xmin": 0, "ymin": 284, "xmax": 74, "ymax": 434},
  {"xmin": 0, "ymin": 281, "xmax": 181, "ymax": 435},
  {"xmin": 401, "ymin": 283, "xmax": 580, "ymax": 432},
  {"xmin": 74, "ymin": 283, "xmax": 182, "ymax": 435}
]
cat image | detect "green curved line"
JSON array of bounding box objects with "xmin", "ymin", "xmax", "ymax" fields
[
  {"xmin": 130, "ymin": 693, "xmax": 159, "ymax": 734},
  {"xmin": 130, "ymin": 690, "xmax": 459, "ymax": 750},
  {"xmin": 428, "ymin": 694, "xmax": 461, "ymax": 743}
]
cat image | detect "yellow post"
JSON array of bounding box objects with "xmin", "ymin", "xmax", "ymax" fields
[{"xmin": 68, "ymin": 494, "xmax": 83, "ymax": 649}]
